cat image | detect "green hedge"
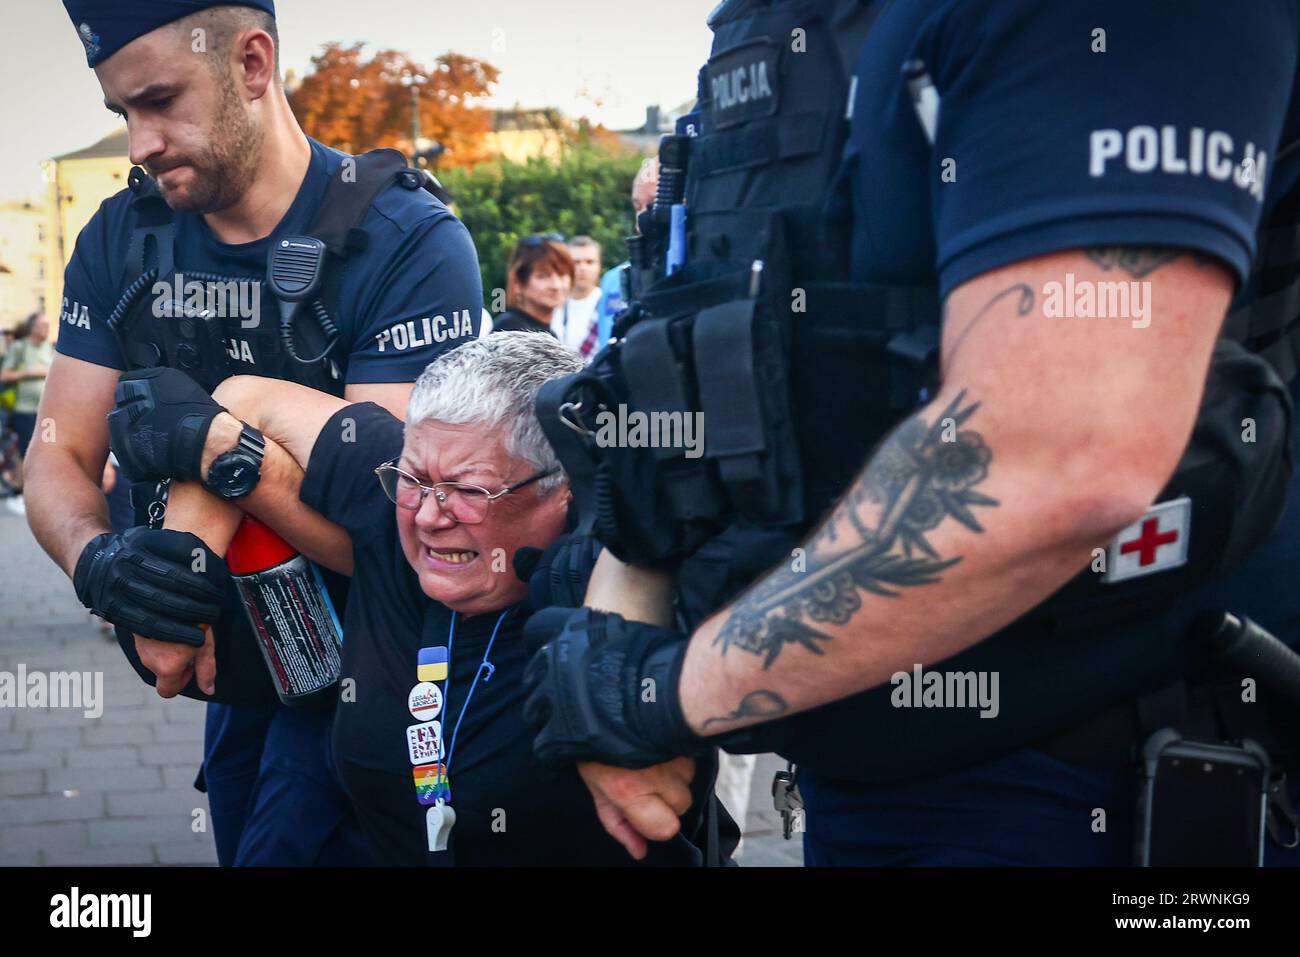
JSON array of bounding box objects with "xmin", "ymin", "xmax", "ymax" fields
[{"xmin": 439, "ymin": 144, "xmax": 646, "ymax": 307}]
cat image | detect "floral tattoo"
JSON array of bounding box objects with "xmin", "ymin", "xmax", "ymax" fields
[{"xmin": 712, "ymin": 390, "xmax": 998, "ymax": 667}]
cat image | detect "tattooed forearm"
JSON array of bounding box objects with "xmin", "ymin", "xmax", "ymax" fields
[
  {"xmin": 701, "ymin": 689, "xmax": 789, "ymax": 729},
  {"xmin": 712, "ymin": 390, "xmax": 998, "ymax": 667},
  {"xmin": 1084, "ymin": 247, "xmax": 1184, "ymax": 278}
]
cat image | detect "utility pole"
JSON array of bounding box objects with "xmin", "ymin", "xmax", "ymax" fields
[
  {"xmin": 402, "ymin": 73, "xmax": 428, "ymax": 165},
  {"xmin": 411, "ymin": 83, "xmax": 421, "ymax": 146}
]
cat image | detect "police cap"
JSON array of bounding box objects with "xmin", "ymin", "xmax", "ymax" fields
[{"xmin": 63, "ymin": 0, "xmax": 276, "ymax": 68}]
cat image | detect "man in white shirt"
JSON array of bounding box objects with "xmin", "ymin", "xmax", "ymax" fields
[{"xmin": 552, "ymin": 236, "xmax": 604, "ymax": 354}]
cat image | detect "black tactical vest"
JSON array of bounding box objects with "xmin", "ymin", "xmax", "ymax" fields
[
  {"xmin": 109, "ymin": 148, "xmax": 439, "ymax": 398},
  {"xmin": 539, "ymin": 0, "xmax": 1300, "ymax": 781}
]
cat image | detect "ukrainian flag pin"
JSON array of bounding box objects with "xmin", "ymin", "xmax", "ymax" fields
[{"xmin": 417, "ymin": 646, "xmax": 449, "ymax": 683}]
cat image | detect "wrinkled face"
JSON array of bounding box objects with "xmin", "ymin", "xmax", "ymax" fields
[
  {"xmin": 568, "ymin": 246, "xmax": 601, "ymax": 294},
  {"xmin": 96, "ymin": 26, "xmax": 263, "ymax": 214},
  {"xmin": 396, "ymin": 419, "xmax": 569, "ymax": 616},
  {"xmin": 520, "ymin": 265, "xmax": 571, "ymax": 315}
]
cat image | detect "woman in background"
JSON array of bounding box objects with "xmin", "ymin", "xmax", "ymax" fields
[{"xmin": 491, "ymin": 235, "xmax": 574, "ymax": 336}]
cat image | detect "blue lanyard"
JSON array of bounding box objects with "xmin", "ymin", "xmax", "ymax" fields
[{"xmin": 440, "ymin": 607, "xmax": 511, "ymax": 776}]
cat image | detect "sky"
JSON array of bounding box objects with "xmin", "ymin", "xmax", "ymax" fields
[{"xmin": 0, "ymin": 0, "xmax": 715, "ymax": 201}]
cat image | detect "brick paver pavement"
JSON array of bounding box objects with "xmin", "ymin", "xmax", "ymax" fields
[{"xmin": 0, "ymin": 508, "xmax": 216, "ymax": 865}]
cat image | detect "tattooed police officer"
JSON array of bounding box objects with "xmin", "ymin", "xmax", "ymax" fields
[{"xmin": 523, "ymin": 0, "xmax": 1300, "ymax": 864}]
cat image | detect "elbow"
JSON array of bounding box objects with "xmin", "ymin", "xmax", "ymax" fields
[
  {"xmin": 22, "ymin": 436, "xmax": 47, "ymax": 475},
  {"xmin": 22, "ymin": 424, "xmax": 56, "ymax": 471},
  {"xmin": 1037, "ymin": 438, "xmax": 1186, "ymax": 550},
  {"xmin": 212, "ymin": 375, "xmax": 261, "ymax": 423},
  {"xmin": 1055, "ymin": 483, "xmax": 1162, "ymax": 552}
]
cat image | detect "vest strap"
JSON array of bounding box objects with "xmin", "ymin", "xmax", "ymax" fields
[
  {"xmin": 123, "ymin": 170, "xmax": 175, "ymax": 286},
  {"xmin": 306, "ymin": 148, "xmax": 411, "ymax": 258}
]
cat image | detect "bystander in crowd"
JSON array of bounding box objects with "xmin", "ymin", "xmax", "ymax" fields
[
  {"xmin": 492, "ymin": 235, "xmax": 575, "ymax": 337},
  {"xmin": 0, "ymin": 312, "xmax": 53, "ymax": 515},
  {"xmin": 551, "ymin": 236, "xmax": 604, "ymax": 356}
]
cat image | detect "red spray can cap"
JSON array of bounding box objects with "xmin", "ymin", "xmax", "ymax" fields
[{"xmin": 225, "ymin": 516, "xmax": 298, "ymax": 576}]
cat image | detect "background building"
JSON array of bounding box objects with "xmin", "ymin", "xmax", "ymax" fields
[
  {"xmin": 41, "ymin": 128, "xmax": 132, "ymax": 339},
  {"xmin": 483, "ymin": 107, "xmax": 569, "ymax": 164},
  {"xmin": 615, "ymin": 102, "xmax": 692, "ymax": 153},
  {"xmin": 0, "ymin": 200, "xmax": 47, "ymax": 330}
]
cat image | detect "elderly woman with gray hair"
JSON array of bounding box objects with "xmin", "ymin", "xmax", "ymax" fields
[{"xmin": 115, "ymin": 332, "xmax": 730, "ymax": 866}]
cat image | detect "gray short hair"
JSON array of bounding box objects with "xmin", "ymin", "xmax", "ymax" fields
[{"xmin": 406, "ymin": 332, "xmax": 583, "ymax": 494}]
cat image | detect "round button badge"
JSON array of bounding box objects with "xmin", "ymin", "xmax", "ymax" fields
[{"xmin": 408, "ymin": 682, "xmax": 443, "ymax": 722}]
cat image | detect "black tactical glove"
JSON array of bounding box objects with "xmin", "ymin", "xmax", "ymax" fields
[
  {"xmin": 522, "ymin": 606, "xmax": 706, "ymax": 769},
  {"xmin": 73, "ymin": 527, "xmax": 231, "ymax": 647},
  {"xmin": 108, "ymin": 367, "xmax": 225, "ymax": 483},
  {"xmin": 513, "ymin": 534, "xmax": 603, "ymax": 611}
]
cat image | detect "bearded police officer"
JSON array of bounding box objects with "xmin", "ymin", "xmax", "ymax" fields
[
  {"xmin": 522, "ymin": 0, "xmax": 1300, "ymax": 864},
  {"xmin": 27, "ymin": 1, "xmax": 482, "ymax": 865}
]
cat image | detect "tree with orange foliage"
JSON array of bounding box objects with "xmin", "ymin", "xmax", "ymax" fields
[{"xmin": 288, "ymin": 43, "xmax": 500, "ymax": 168}]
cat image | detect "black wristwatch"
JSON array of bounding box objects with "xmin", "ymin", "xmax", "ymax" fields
[{"xmin": 203, "ymin": 423, "xmax": 265, "ymax": 500}]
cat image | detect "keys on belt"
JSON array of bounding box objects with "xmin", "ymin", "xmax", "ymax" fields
[{"xmin": 772, "ymin": 767, "xmax": 804, "ymax": 840}]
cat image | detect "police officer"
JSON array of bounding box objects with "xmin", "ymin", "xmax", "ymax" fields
[
  {"xmin": 27, "ymin": 1, "xmax": 482, "ymax": 865},
  {"xmin": 522, "ymin": 0, "xmax": 1300, "ymax": 865}
]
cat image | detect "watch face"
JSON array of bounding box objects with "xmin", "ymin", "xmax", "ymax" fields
[{"xmin": 213, "ymin": 454, "xmax": 259, "ymax": 498}]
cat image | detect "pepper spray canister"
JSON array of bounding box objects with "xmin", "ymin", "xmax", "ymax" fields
[{"xmin": 225, "ymin": 516, "xmax": 343, "ymax": 706}]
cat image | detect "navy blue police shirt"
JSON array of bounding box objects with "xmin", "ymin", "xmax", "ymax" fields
[
  {"xmin": 299, "ymin": 402, "xmax": 718, "ymax": 866},
  {"xmin": 56, "ymin": 137, "xmax": 483, "ymax": 383}
]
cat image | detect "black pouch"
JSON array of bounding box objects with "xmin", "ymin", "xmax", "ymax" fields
[
  {"xmin": 692, "ymin": 297, "xmax": 803, "ymax": 525},
  {"xmin": 622, "ymin": 313, "xmax": 728, "ymax": 532},
  {"xmin": 535, "ymin": 335, "xmax": 725, "ymax": 568}
]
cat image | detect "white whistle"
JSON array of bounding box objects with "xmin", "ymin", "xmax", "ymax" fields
[{"xmin": 427, "ymin": 800, "xmax": 456, "ymax": 853}]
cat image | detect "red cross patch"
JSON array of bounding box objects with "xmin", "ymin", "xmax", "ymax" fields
[{"xmin": 1102, "ymin": 496, "xmax": 1191, "ymax": 584}]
